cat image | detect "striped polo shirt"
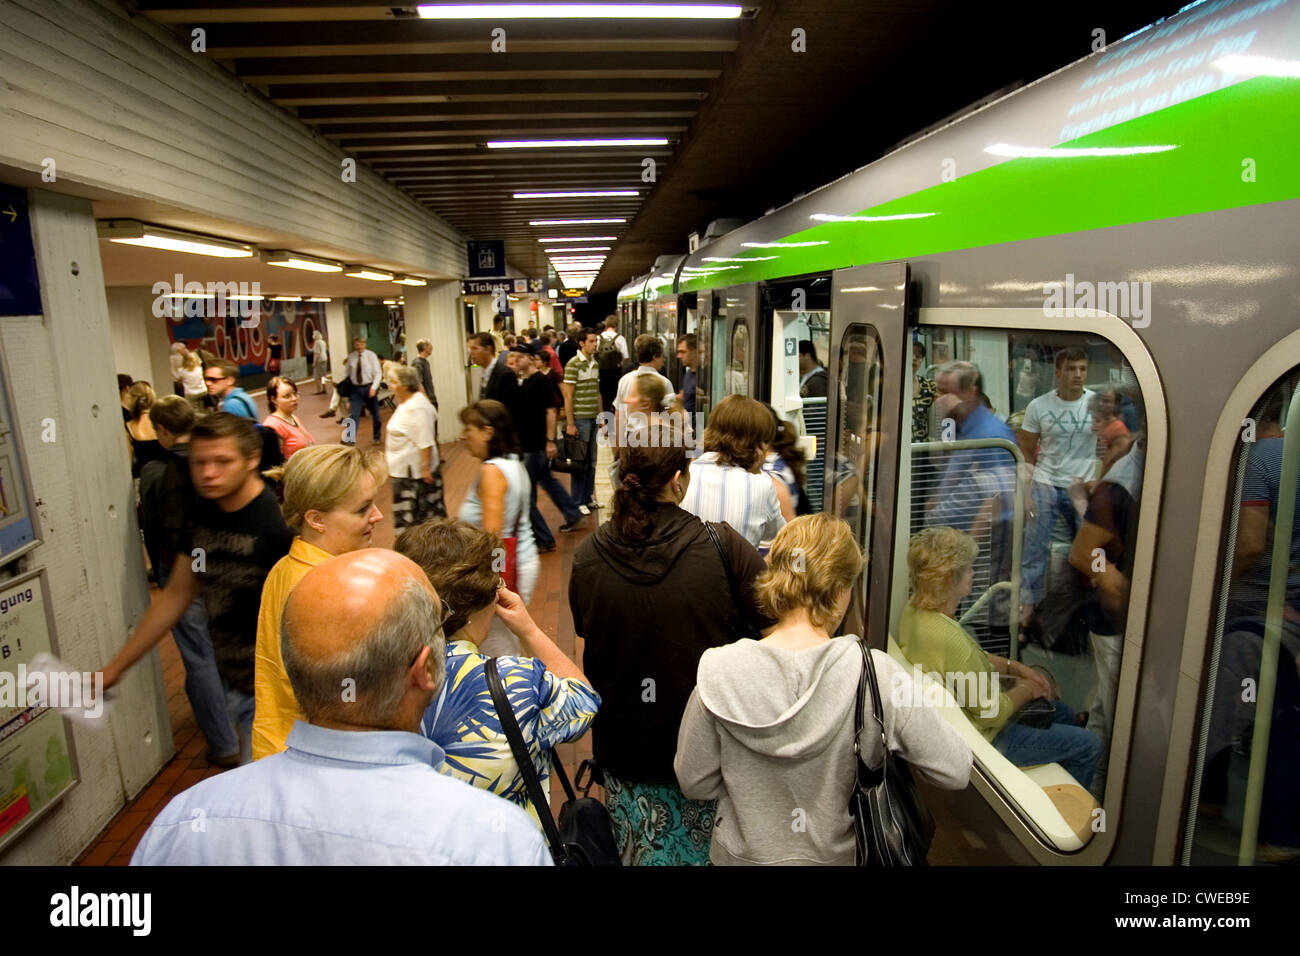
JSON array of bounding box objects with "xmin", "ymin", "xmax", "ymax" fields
[{"xmin": 563, "ymin": 353, "xmax": 601, "ymax": 421}]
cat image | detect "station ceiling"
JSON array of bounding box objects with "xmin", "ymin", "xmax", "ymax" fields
[{"xmin": 136, "ymin": 0, "xmax": 1181, "ymax": 295}]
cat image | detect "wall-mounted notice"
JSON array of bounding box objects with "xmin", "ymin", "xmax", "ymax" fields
[
  {"xmin": 0, "ymin": 570, "xmax": 77, "ymax": 853},
  {"xmin": 0, "ymin": 346, "xmax": 38, "ymax": 564},
  {"xmin": 0, "ymin": 185, "xmax": 41, "ymax": 317}
]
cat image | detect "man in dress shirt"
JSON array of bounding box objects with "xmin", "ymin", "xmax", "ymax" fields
[
  {"xmin": 132, "ymin": 549, "xmax": 551, "ymax": 866},
  {"xmin": 344, "ymin": 336, "xmax": 384, "ymax": 445},
  {"xmin": 467, "ymin": 331, "xmax": 517, "ymax": 404}
]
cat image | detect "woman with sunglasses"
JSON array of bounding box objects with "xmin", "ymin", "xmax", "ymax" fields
[
  {"xmin": 395, "ymin": 518, "xmax": 599, "ymax": 827},
  {"xmin": 250, "ymin": 444, "xmax": 387, "ymax": 760}
]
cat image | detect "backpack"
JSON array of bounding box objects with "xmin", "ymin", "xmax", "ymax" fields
[{"xmin": 596, "ymin": 332, "xmax": 623, "ymax": 371}]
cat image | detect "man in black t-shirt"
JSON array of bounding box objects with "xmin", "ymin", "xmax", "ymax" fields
[
  {"xmin": 102, "ymin": 413, "xmax": 293, "ymax": 765},
  {"xmin": 508, "ymin": 342, "xmax": 584, "ymax": 551}
]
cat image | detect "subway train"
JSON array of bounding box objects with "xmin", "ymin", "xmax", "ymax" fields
[{"xmin": 614, "ymin": 0, "xmax": 1300, "ymax": 865}]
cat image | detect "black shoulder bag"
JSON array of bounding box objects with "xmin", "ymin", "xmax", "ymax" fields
[
  {"xmin": 849, "ymin": 639, "xmax": 935, "ymax": 866},
  {"xmin": 484, "ymin": 657, "xmax": 621, "ymax": 866},
  {"xmin": 703, "ymin": 521, "xmax": 762, "ymax": 640}
]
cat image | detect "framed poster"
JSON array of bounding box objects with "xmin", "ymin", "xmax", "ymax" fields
[
  {"xmin": 0, "ymin": 568, "xmax": 78, "ymax": 853},
  {"xmin": 0, "ymin": 340, "xmax": 41, "ymax": 565}
]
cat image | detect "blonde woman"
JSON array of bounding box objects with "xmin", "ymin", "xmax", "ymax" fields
[
  {"xmin": 898, "ymin": 526, "xmax": 1100, "ymax": 788},
  {"xmin": 124, "ymin": 382, "xmax": 168, "ymax": 479},
  {"xmin": 675, "ymin": 514, "xmax": 971, "ymax": 865},
  {"xmin": 251, "ymin": 444, "xmax": 387, "ymax": 760}
]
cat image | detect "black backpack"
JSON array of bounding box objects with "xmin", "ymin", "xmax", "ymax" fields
[{"xmin": 596, "ymin": 332, "xmax": 623, "ymax": 371}]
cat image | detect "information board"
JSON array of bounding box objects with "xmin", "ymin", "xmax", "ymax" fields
[{"xmin": 0, "ymin": 569, "xmax": 77, "ymax": 852}]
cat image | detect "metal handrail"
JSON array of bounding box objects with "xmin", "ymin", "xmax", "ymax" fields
[
  {"xmin": 912, "ymin": 437, "xmax": 1026, "ymax": 658},
  {"xmin": 1239, "ymin": 383, "xmax": 1300, "ymax": 865}
]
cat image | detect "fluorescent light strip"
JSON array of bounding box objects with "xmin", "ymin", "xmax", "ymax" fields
[
  {"xmin": 809, "ymin": 212, "xmax": 936, "ymax": 223},
  {"xmin": 985, "ymin": 143, "xmax": 1176, "ymax": 158},
  {"xmin": 531, "ymin": 219, "xmax": 625, "ymax": 226},
  {"xmin": 267, "ymin": 252, "xmax": 344, "ymax": 273},
  {"xmin": 100, "ymin": 221, "xmax": 256, "ymax": 259},
  {"xmin": 269, "ymin": 296, "xmax": 302, "ymax": 302},
  {"xmin": 538, "ymin": 236, "xmax": 618, "ymax": 243},
  {"xmin": 418, "ymin": 4, "xmax": 742, "ymax": 19},
  {"xmin": 346, "ymin": 268, "xmax": 395, "ymax": 281},
  {"xmin": 515, "ymin": 190, "xmax": 638, "ymax": 198},
  {"xmin": 396, "ymin": 276, "xmax": 428, "ymax": 286},
  {"xmin": 544, "ymin": 246, "xmax": 611, "ymax": 253},
  {"xmin": 165, "ymin": 293, "xmax": 215, "ymax": 299},
  {"xmin": 489, "ymin": 138, "xmax": 668, "ymax": 149},
  {"xmin": 306, "ymin": 297, "xmax": 332, "ymax": 302},
  {"xmin": 1212, "ymin": 53, "xmax": 1300, "ymax": 78}
]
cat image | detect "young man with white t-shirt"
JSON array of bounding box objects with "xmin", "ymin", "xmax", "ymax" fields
[{"xmin": 1016, "ymin": 347, "xmax": 1095, "ymax": 635}]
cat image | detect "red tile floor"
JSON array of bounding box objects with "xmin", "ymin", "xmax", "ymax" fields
[{"xmin": 76, "ymin": 380, "xmax": 597, "ymax": 864}]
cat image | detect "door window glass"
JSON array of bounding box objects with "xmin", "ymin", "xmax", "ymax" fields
[
  {"xmin": 728, "ymin": 321, "xmax": 750, "ymax": 397},
  {"xmin": 898, "ymin": 326, "xmax": 1148, "ymax": 851},
  {"xmin": 1186, "ymin": 370, "xmax": 1300, "ymax": 865}
]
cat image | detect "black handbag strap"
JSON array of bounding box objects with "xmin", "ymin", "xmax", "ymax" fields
[
  {"xmin": 484, "ymin": 657, "xmax": 567, "ymax": 863},
  {"xmin": 855, "ymin": 640, "xmax": 889, "ymax": 781},
  {"xmin": 704, "ymin": 521, "xmax": 758, "ymax": 638}
]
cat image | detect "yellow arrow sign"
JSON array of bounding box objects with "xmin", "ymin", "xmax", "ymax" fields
[{"xmin": 2, "ymin": 206, "xmax": 15, "ymax": 223}]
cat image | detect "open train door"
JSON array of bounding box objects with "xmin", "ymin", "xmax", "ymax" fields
[{"xmin": 827, "ymin": 262, "xmax": 910, "ymax": 648}]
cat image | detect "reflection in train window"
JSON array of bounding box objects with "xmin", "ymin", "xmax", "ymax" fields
[
  {"xmin": 895, "ymin": 327, "xmax": 1148, "ymax": 851},
  {"xmin": 831, "ymin": 326, "xmax": 883, "ymax": 639},
  {"xmin": 1186, "ymin": 370, "xmax": 1300, "ymax": 865},
  {"xmin": 728, "ymin": 321, "xmax": 750, "ymax": 397},
  {"xmin": 697, "ymin": 313, "xmax": 713, "ymax": 422}
]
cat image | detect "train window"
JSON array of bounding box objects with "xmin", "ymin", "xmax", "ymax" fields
[
  {"xmin": 697, "ymin": 312, "xmax": 713, "ymax": 422},
  {"xmin": 709, "ymin": 302, "xmax": 728, "ymax": 407},
  {"xmin": 896, "ymin": 326, "xmax": 1148, "ymax": 852},
  {"xmin": 1185, "ymin": 371, "xmax": 1300, "ymax": 865},
  {"xmin": 728, "ymin": 321, "xmax": 750, "ymax": 397},
  {"xmin": 830, "ymin": 325, "xmax": 883, "ymax": 638}
]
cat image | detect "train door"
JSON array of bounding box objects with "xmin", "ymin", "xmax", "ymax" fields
[
  {"xmin": 827, "ymin": 263, "xmax": 909, "ymax": 647},
  {"xmin": 669, "ymin": 292, "xmax": 697, "ymax": 404},
  {"xmin": 764, "ymin": 276, "xmax": 832, "ymax": 512},
  {"xmin": 714, "ymin": 284, "xmax": 758, "ymax": 401},
  {"xmin": 697, "ymin": 290, "xmax": 716, "ymax": 422}
]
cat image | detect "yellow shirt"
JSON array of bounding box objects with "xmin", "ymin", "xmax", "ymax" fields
[{"xmin": 252, "ymin": 537, "xmax": 332, "ymax": 760}]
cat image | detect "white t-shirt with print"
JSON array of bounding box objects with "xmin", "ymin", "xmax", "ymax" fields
[{"xmin": 1022, "ymin": 388, "xmax": 1096, "ymax": 487}]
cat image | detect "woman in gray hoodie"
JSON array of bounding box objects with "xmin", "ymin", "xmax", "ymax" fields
[{"xmin": 674, "ymin": 514, "xmax": 973, "ymax": 865}]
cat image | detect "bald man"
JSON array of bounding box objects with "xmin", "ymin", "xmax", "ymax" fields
[{"xmin": 132, "ymin": 550, "xmax": 550, "ymax": 866}]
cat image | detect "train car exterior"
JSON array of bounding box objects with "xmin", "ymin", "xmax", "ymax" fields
[{"xmin": 668, "ymin": 0, "xmax": 1300, "ymax": 864}]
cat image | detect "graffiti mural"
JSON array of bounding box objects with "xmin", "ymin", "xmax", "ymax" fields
[{"xmin": 165, "ymin": 301, "xmax": 327, "ymax": 376}]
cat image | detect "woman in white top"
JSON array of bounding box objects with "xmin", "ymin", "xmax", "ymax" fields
[
  {"xmin": 385, "ymin": 365, "xmax": 443, "ymax": 529},
  {"xmin": 681, "ymin": 394, "xmax": 788, "ymax": 549},
  {"xmin": 178, "ymin": 351, "xmax": 207, "ymax": 408},
  {"xmin": 458, "ymin": 399, "xmax": 539, "ymax": 605}
]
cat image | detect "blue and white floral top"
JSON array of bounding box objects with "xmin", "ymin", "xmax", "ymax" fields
[{"xmin": 421, "ymin": 640, "xmax": 601, "ymax": 826}]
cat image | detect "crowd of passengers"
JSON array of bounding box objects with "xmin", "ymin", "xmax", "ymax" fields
[{"xmin": 97, "ymin": 325, "xmax": 1180, "ymax": 865}]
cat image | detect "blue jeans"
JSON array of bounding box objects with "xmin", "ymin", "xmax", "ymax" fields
[
  {"xmin": 525, "ymin": 449, "xmax": 581, "ymax": 548},
  {"xmin": 993, "ymin": 699, "xmax": 1101, "ymax": 787},
  {"xmin": 1021, "ymin": 482, "xmax": 1081, "ymax": 606},
  {"xmin": 347, "ymin": 388, "xmax": 382, "ymax": 441},
  {"xmin": 568, "ymin": 418, "xmax": 598, "ymax": 506},
  {"xmin": 223, "ymin": 682, "xmax": 256, "ymax": 766},
  {"xmin": 159, "ymin": 561, "xmax": 238, "ymax": 758}
]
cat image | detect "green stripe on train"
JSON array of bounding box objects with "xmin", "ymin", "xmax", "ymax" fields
[{"xmin": 678, "ymin": 76, "xmax": 1300, "ymax": 293}]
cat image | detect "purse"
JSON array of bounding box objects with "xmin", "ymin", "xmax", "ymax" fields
[
  {"xmin": 498, "ymin": 468, "xmax": 521, "ymax": 591},
  {"xmin": 484, "ymin": 657, "xmax": 621, "ymax": 866},
  {"xmin": 549, "ymin": 433, "xmax": 589, "ymax": 475},
  {"xmin": 849, "ymin": 639, "xmax": 935, "ymax": 866}
]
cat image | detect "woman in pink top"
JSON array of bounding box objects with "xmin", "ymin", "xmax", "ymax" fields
[{"xmin": 263, "ymin": 376, "xmax": 315, "ymax": 459}]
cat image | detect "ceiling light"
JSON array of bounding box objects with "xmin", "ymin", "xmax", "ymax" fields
[
  {"xmin": 538, "ymin": 236, "xmax": 618, "ymax": 243},
  {"xmin": 544, "ymin": 246, "xmax": 611, "ymax": 253},
  {"xmin": 489, "ymin": 138, "xmax": 668, "ymax": 149},
  {"xmin": 984, "ymin": 143, "xmax": 1176, "ymax": 158},
  {"xmin": 515, "ymin": 190, "xmax": 638, "ymax": 199},
  {"xmin": 98, "ymin": 220, "xmax": 256, "ymax": 259},
  {"xmin": 346, "ymin": 267, "xmax": 396, "ymax": 281},
  {"xmin": 396, "ymin": 276, "xmax": 428, "ymax": 286},
  {"xmin": 269, "ymin": 295, "xmax": 302, "ymax": 302},
  {"xmin": 164, "ymin": 292, "xmax": 215, "ymax": 299},
  {"xmin": 531, "ymin": 219, "xmax": 625, "ymax": 226},
  {"xmin": 266, "ymin": 251, "xmax": 344, "ymax": 273},
  {"xmin": 418, "ymin": 4, "xmax": 743, "ymax": 19},
  {"xmin": 306, "ymin": 297, "xmax": 332, "ymax": 302},
  {"xmin": 226, "ymin": 295, "xmax": 264, "ymax": 302},
  {"xmin": 383, "ymin": 299, "xmax": 399, "ymax": 305}
]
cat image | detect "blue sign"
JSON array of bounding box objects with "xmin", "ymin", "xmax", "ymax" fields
[
  {"xmin": 467, "ymin": 240, "xmax": 506, "ymax": 279},
  {"xmin": 0, "ymin": 186, "xmax": 40, "ymax": 317}
]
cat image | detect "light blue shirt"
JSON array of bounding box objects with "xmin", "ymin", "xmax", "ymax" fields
[{"xmin": 131, "ymin": 721, "xmax": 552, "ymax": 866}]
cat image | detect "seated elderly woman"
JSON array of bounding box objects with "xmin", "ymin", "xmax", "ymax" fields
[
  {"xmin": 675, "ymin": 514, "xmax": 971, "ymax": 865},
  {"xmin": 898, "ymin": 526, "xmax": 1101, "ymax": 788},
  {"xmin": 395, "ymin": 518, "xmax": 600, "ymax": 827}
]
